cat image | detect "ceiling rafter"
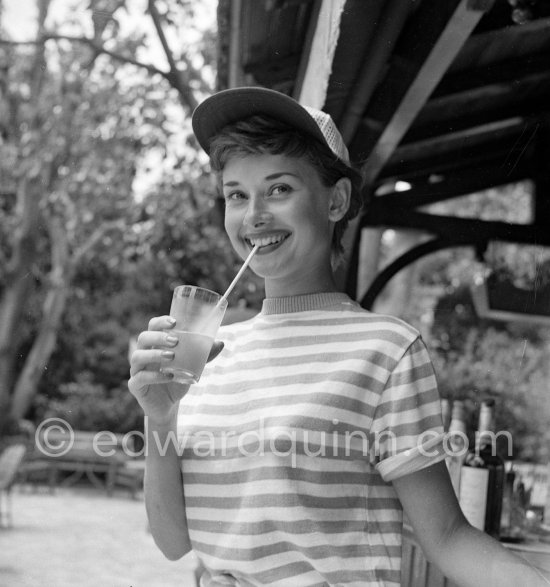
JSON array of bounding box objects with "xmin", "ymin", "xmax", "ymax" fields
[
  {"xmin": 374, "ymin": 165, "xmax": 531, "ymax": 210},
  {"xmin": 351, "ymin": 0, "xmax": 495, "ymax": 183}
]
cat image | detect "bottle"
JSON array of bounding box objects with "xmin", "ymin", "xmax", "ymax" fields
[
  {"xmin": 445, "ymin": 400, "xmax": 467, "ymax": 497},
  {"xmin": 500, "ymin": 462, "xmax": 514, "ymax": 531},
  {"xmin": 500, "ymin": 461, "xmax": 526, "ymax": 541},
  {"xmin": 459, "ymin": 399, "xmax": 505, "ymax": 538}
]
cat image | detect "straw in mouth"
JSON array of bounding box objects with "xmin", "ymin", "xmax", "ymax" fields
[{"xmin": 219, "ymin": 244, "xmax": 260, "ymax": 304}]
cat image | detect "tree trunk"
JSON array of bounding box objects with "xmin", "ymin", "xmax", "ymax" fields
[
  {"xmin": 9, "ymin": 278, "xmax": 69, "ymax": 421},
  {"xmin": 7, "ymin": 214, "xmax": 123, "ymax": 423},
  {"xmin": 0, "ymin": 175, "xmax": 42, "ymax": 433},
  {"xmin": 0, "ymin": 1, "xmax": 51, "ymax": 435},
  {"xmin": 8, "ymin": 210, "xmax": 70, "ymax": 423}
]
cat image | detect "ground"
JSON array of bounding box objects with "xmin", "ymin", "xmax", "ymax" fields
[{"xmin": 0, "ymin": 485, "xmax": 200, "ymax": 587}]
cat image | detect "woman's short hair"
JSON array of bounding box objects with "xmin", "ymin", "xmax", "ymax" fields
[{"xmin": 208, "ymin": 114, "xmax": 366, "ymax": 263}]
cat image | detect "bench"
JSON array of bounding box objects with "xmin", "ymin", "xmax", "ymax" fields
[{"xmin": 20, "ymin": 429, "xmax": 144, "ymax": 497}]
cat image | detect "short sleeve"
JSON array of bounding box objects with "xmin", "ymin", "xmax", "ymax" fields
[{"xmin": 370, "ymin": 337, "xmax": 446, "ymax": 482}]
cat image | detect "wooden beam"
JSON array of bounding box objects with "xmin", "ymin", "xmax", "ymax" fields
[
  {"xmin": 360, "ymin": 238, "xmax": 456, "ymax": 310},
  {"xmin": 392, "ymin": 118, "xmax": 527, "ymax": 162},
  {"xmin": 337, "ymin": 0, "xmax": 413, "ymax": 142},
  {"xmin": 355, "ymin": 116, "xmax": 527, "ymax": 163},
  {"xmin": 380, "ymin": 121, "xmax": 538, "ymax": 180},
  {"xmin": 228, "ymin": 0, "xmax": 244, "ymax": 87},
  {"xmin": 403, "ymin": 55, "xmax": 550, "ymax": 142},
  {"xmin": 333, "ymin": 0, "xmax": 414, "ymax": 294},
  {"xmin": 292, "ymin": 0, "xmax": 323, "ymax": 101},
  {"xmin": 431, "ymin": 51, "xmax": 550, "ymax": 99},
  {"xmin": 358, "ymin": 0, "xmax": 495, "ymax": 183},
  {"xmin": 405, "ymin": 94, "xmax": 550, "ymax": 143},
  {"xmin": 362, "ymin": 205, "xmax": 550, "ymax": 247},
  {"xmin": 375, "ymin": 164, "xmax": 530, "ymax": 209},
  {"xmin": 292, "ymin": 0, "xmax": 346, "ymax": 108}
]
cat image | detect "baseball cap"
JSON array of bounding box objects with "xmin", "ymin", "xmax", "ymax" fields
[{"xmin": 191, "ymin": 87, "xmax": 350, "ymax": 165}]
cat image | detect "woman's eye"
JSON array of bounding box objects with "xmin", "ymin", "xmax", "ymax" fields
[
  {"xmin": 270, "ymin": 184, "xmax": 290, "ymax": 196},
  {"xmin": 224, "ymin": 191, "xmax": 246, "ymax": 202}
]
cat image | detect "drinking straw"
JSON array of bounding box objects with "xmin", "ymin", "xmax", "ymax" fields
[{"xmin": 219, "ymin": 244, "xmax": 260, "ymax": 304}]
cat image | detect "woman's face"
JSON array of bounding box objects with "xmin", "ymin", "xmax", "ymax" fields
[{"xmin": 222, "ymin": 153, "xmax": 347, "ymax": 297}]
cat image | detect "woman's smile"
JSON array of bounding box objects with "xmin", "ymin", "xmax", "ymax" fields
[{"xmin": 244, "ymin": 231, "xmax": 291, "ymax": 253}]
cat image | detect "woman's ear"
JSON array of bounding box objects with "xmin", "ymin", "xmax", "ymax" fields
[{"xmin": 328, "ymin": 177, "xmax": 352, "ymax": 222}]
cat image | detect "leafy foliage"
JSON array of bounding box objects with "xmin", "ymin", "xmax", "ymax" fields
[
  {"xmin": 0, "ymin": 0, "xmax": 266, "ymax": 436},
  {"xmin": 36, "ymin": 375, "xmax": 143, "ymax": 434},
  {"xmin": 430, "ymin": 305, "xmax": 550, "ymax": 462}
]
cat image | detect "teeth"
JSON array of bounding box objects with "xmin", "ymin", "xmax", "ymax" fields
[{"xmin": 248, "ymin": 234, "xmax": 286, "ymax": 248}]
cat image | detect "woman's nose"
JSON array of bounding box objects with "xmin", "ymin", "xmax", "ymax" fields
[{"xmin": 243, "ymin": 200, "xmax": 273, "ymax": 228}]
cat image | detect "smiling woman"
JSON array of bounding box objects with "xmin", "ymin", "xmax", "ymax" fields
[
  {"xmin": 127, "ymin": 87, "xmax": 550, "ymax": 587},
  {"xmin": 206, "ymin": 103, "xmax": 364, "ymax": 265},
  {"xmin": 219, "ymin": 153, "xmax": 348, "ymax": 297}
]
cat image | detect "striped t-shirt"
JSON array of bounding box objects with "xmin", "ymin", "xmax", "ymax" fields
[{"xmin": 177, "ymin": 292, "xmax": 445, "ymax": 587}]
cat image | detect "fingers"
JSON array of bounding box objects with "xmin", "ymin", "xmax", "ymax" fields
[
  {"xmin": 136, "ymin": 319, "xmax": 177, "ymax": 350},
  {"xmin": 129, "ymin": 316, "xmax": 177, "ymax": 391},
  {"xmin": 147, "ymin": 315, "xmax": 176, "ymax": 332},
  {"xmin": 129, "ymin": 317, "xmax": 225, "ymax": 403},
  {"xmin": 130, "ymin": 330, "xmax": 177, "ymax": 375},
  {"xmin": 129, "ymin": 349, "xmax": 174, "ymax": 377}
]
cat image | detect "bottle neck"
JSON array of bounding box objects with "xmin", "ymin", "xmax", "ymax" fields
[
  {"xmin": 476, "ymin": 401, "xmax": 495, "ymax": 451},
  {"xmin": 449, "ymin": 401, "xmax": 465, "ymax": 433},
  {"xmin": 478, "ymin": 403, "xmax": 494, "ymax": 434}
]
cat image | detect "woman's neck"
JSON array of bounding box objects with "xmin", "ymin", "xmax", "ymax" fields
[{"xmin": 264, "ymin": 268, "xmax": 339, "ymax": 298}]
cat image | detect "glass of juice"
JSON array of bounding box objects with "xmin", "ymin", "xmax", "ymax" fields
[{"xmin": 159, "ymin": 285, "xmax": 227, "ymax": 384}]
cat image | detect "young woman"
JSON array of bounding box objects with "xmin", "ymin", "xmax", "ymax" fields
[{"xmin": 128, "ymin": 87, "xmax": 549, "ymax": 587}]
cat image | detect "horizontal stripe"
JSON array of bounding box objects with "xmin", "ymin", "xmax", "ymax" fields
[
  {"xmin": 185, "ymin": 506, "xmax": 372, "ymax": 524},
  {"xmin": 187, "ymin": 518, "xmax": 402, "ymax": 538},
  {"xmin": 181, "ymin": 389, "xmax": 380, "ymax": 419},
  {"xmin": 195, "ymin": 369, "xmax": 388, "ymax": 396},
  {"xmin": 183, "ymin": 478, "xmax": 366, "ymax": 499},
  {"xmin": 182, "ymin": 464, "xmax": 369, "ymax": 485},
  {"xmin": 224, "ymin": 313, "xmax": 417, "ymax": 334},
  {"xmin": 196, "ymin": 547, "xmax": 396, "ymax": 576},
  {"xmin": 186, "ymin": 501, "xmax": 402, "ymax": 526},
  {"xmin": 198, "ymin": 549, "xmax": 402, "ymax": 585},
  {"xmin": 185, "ymin": 491, "xmax": 366, "ymax": 510},
  {"xmin": 181, "ymin": 453, "xmax": 375, "ymax": 474},
  {"xmin": 192, "ymin": 539, "xmax": 398, "ymax": 562},
  {"xmin": 213, "ymin": 346, "xmax": 396, "ymax": 370},
  {"xmin": 219, "ymin": 329, "xmax": 412, "ymax": 351},
  {"xmin": 191, "ymin": 528, "xmax": 401, "ymax": 552}
]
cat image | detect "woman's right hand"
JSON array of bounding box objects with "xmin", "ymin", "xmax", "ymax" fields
[
  {"xmin": 128, "ymin": 315, "xmax": 185, "ymax": 426},
  {"xmin": 128, "ymin": 315, "xmax": 223, "ymax": 426}
]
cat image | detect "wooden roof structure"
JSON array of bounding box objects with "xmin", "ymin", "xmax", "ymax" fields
[{"xmin": 216, "ymin": 0, "xmax": 550, "ymax": 308}]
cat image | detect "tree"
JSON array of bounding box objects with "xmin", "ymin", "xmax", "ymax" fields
[{"xmin": 0, "ymin": 0, "xmax": 218, "ymax": 435}]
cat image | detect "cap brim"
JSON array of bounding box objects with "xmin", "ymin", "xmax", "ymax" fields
[{"xmin": 192, "ymin": 87, "xmax": 328, "ymax": 155}]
